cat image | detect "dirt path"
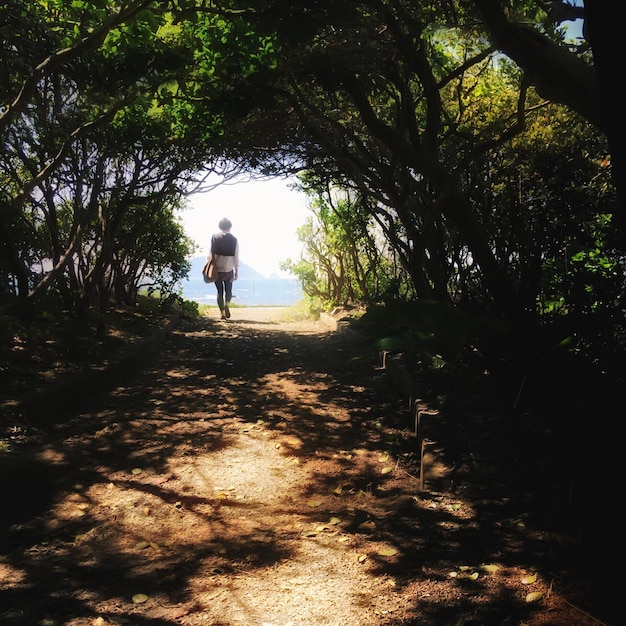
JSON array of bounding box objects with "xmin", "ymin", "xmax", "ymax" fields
[{"xmin": 0, "ymin": 308, "xmax": 604, "ymax": 625}]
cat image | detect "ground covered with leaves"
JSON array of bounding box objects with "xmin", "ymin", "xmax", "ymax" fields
[{"xmin": 0, "ymin": 305, "xmax": 616, "ymax": 625}]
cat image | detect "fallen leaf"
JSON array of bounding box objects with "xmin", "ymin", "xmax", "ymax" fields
[
  {"xmin": 358, "ymin": 554, "xmax": 367, "ymax": 562},
  {"xmin": 381, "ymin": 466, "xmax": 393, "ymax": 474},
  {"xmin": 480, "ymin": 564, "xmax": 499, "ymax": 573},
  {"xmin": 132, "ymin": 593, "xmax": 149, "ymax": 604},
  {"xmin": 521, "ymin": 573, "xmax": 538, "ymax": 584},
  {"xmin": 468, "ymin": 572, "xmax": 479, "ymax": 580},
  {"xmin": 307, "ymin": 499, "xmax": 323, "ymax": 508},
  {"xmin": 131, "ymin": 468, "xmax": 143, "ymax": 475},
  {"xmin": 526, "ymin": 591, "xmax": 543, "ymax": 603},
  {"xmin": 377, "ymin": 547, "xmax": 398, "ymax": 556}
]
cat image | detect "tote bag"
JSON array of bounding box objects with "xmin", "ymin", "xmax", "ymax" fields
[{"xmin": 202, "ymin": 256, "xmax": 219, "ymax": 283}]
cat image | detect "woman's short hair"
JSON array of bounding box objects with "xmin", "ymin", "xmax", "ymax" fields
[{"xmin": 218, "ymin": 217, "xmax": 232, "ymax": 231}]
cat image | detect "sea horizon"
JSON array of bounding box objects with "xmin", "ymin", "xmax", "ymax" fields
[
  {"xmin": 180, "ymin": 275, "xmax": 304, "ymax": 307},
  {"xmin": 179, "ymin": 256, "xmax": 305, "ymax": 306}
]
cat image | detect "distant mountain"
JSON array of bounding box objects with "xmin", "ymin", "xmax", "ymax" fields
[{"xmin": 188, "ymin": 256, "xmax": 266, "ymax": 280}]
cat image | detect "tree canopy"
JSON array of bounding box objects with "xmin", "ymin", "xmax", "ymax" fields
[{"xmin": 2, "ymin": 0, "xmax": 622, "ymax": 370}]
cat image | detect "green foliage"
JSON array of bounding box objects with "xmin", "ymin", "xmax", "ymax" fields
[
  {"xmin": 294, "ymin": 294, "xmax": 326, "ymax": 319},
  {"xmin": 284, "ymin": 182, "xmax": 409, "ymax": 309},
  {"xmin": 179, "ymin": 297, "xmax": 200, "ymax": 318},
  {"xmin": 351, "ymin": 299, "xmax": 506, "ymax": 367},
  {"xmin": 155, "ymin": 292, "xmax": 200, "ymax": 318}
]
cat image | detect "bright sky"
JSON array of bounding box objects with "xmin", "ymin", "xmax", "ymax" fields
[{"xmin": 179, "ymin": 175, "xmax": 310, "ymax": 278}]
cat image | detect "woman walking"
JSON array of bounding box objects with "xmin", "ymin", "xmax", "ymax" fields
[{"xmin": 208, "ymin": 217, "xmax": 239, "ymax": 319}]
